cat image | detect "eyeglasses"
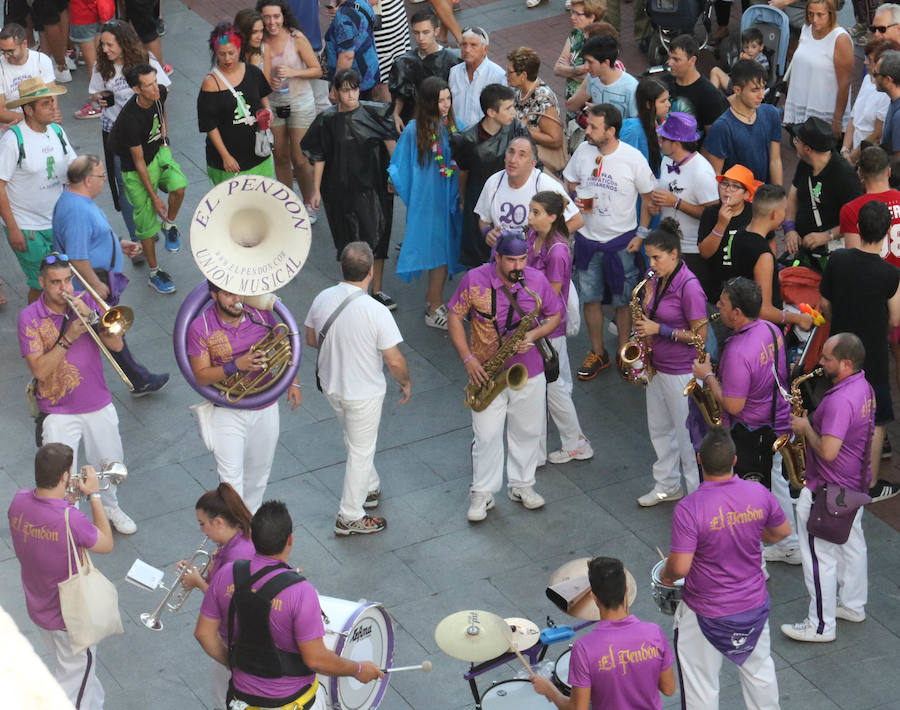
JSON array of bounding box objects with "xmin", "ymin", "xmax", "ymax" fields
[
  {"xmin": 719, "ymin": 181, "xmax": 746, "ymax": 192},
  {"xmin": 88, "ymin": 171, "xmax": 108, "ymax": 180},
  {"xmin": 570, "ymin": 9, "xmax": 586, "ymax": 16},
  {"xmin": 0, "ymin": 47, "xmax": 18, "ymax": 56},
  {"xmin": 870, "ymin": 22, "xmax": 898, "ymax": 33},
  {"xmin": 41, "ymin": 252, "xmax": 70, "ymax": 267}
]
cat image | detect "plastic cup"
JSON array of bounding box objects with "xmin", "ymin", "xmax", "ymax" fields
[{"xmin": 576, "ymin": 185, "xmax": 594, "ymax": 211}]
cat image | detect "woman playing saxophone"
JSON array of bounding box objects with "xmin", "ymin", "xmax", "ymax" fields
[{"xmin": 632, "ymin": 219, "xmax": 709, "ymax": 507}]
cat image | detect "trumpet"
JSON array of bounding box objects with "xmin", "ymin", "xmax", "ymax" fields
[
  {"xmin": 66, "ymin": 461, "xmax": 128, "ymax": 502},
  {"xmin": 140, "ymin": 538, "xmax": 212, "ymax": 631}
]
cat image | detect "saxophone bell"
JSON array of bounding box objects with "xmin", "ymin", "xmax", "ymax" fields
[
  {"xmin": 619, "ymin": 270, "xmax": 656, "ymax": 386},
  {"xmin": 774, "ymin": 367, "xmax": 824, "ymax": 489}
]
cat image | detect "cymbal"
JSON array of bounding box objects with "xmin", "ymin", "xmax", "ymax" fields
[
  {"xmin": 548, "ymin": 558, "xmax": 638, "ymax": 620},
  {"xmin": 505, "ymin": 617, "xmax": 541, "ymax": 652},
  {"xmin": 434, "ymin": 610, "xmax": 512, "ymax": 662}
]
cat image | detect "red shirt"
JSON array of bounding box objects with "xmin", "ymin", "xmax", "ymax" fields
[{"xmin": 839, "ymin": 190, "xmax": 900, "ymax": 268}]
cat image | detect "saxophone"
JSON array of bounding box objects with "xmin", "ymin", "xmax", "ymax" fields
[
  {"xmin": 773, "ymin": 367, "xmax": 824, "ymax": 489},
  {"xmin": 683, "ymin": 313, "xmax": 722, "ymax": 426},
  {"xmin": 618, "ymin": 270, "xmax": 656, "ymax": 386},
  {"xmin": 464, "ymin": 284, "xmax": 542, "ymax": 413}
]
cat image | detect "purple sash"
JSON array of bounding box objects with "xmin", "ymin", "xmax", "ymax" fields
[
  {"xmin": 573, "ymin": 230, "xmax": 639, "ymax": 302},
  {"xmin": 695, "ymin": 599, "xmax": 769, "ymax": 666}
]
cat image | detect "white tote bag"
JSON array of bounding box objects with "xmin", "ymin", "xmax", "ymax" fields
[{"xmin": 57, "ymin": 507, "xmax": 124, "ymax": 654}]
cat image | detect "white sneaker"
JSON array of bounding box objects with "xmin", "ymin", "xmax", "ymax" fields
[
  {"xmin": 637, "ymin": 487, "xmax": 683, "ymax": 507},
  {"xmin": 780, "ymin": 619, "xmax": 835, "ymax": 643},
  {"xmin": 54, "ymin": 67, "xmax": 73, "ymax": 83},
  {"xmin": 763, "ymin": 545, "xmax": 802, "ymax": 565},
  {"xmin": 304, "ymin": 204, "xmax": 318, "ymax": 224},
  {"xmin": 835, "ymin": 605, "xmax": 865, "ymax": 623},
  {"xmin": 548, "ymin": 438, "xmax": 594, "ymax": 464},
  {"xmin": 508, "ymin": 485, "xmax": 545, "ymax": 510},
  {"xmin": 425, "ymin": 304, "xmax": 449, "ymax": 330},
  {"xmin": 104, "ymin": 505, "xmax": 137, "ymax": 534},
  {"xmin": 467, "ymin": 491, "xmax": 494, "ymax": 521}
]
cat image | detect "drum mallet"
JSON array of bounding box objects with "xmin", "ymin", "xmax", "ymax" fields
[
  {"xmin": 511, "ymin": 647, "xmax": 535, "ymax": 678},
  {"xmin": 383, "ymin": 661, "xmax": 433, "ymax": 673}
]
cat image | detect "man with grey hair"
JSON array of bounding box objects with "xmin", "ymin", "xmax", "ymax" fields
[
  {"xmin": 875, "ymin": 49, "xmax": 900, "ymax": 155},
  {"xmin": 305, "ymin": 241, "xmax": 411, "ymax": 536},
  {"xmin": 871, "ymin": 3, "xmax": 900, "ymax": 45},
  {"xmin": 448, "ymin": 26, "xmax": 506, "ymax": 127}
]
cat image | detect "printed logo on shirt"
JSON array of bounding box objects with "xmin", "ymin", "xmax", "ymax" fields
[
  {"xmin": 709, "ymin": 504, "xmax": 765, "ymax": 531},
  {"xmin": 148, "ymin": 114, "xmax": 162, "ymax": 145},
  {"xmin": 45, "ymin": 155, "xmax": 55, "ymax": 180},
  {"xmin": 232, "ymin": 90, "xmax": 250, "ymax": 125},
  {"xmin": 594, "ymin": 642, "xmax": 663, "ymax": 674},
  {"xmin": 862, "ymin": 394, "xmax": 875, "ymax": 419},
  {"xmin": 498, "ymin": 202, "xmax": 527, "ymax": 228},
  {"xmin": 9, "ymin": 512, "xmax": 60, "ymax": 542},
  {"xmin": 757, "ymin": 333, "xmax": 783, "ymax": 367},
  {"xmin": 204, "ymin": 330, "xmax": 234, "ymax": 365},
  {"xmin": 24, "ymin": 317, "xmax": 84, "ymax": 403},
  {"xmin": 811, "ymin": 180, "xmax": 822, "ymax": 206}
]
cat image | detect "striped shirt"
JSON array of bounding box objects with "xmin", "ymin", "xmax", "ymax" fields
[{"xmin": 372, "ymin": 0, "xmax": 411, "ymax": 77}]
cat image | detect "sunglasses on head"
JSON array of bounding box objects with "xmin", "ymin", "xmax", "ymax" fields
[
  {"xmin": 41, "ymin": 253, "xmax": 70, "ymax": 267},
  {"xmin": 462, "ymin": 26, "xmax": 488, "ymax": 42}
]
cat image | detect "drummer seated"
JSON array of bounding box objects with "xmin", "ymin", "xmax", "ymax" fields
[{"xmin": 531, "ymin": 557, "xmax": 676, "ymax": 710}]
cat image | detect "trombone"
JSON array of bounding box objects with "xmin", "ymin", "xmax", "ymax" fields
[
  {"xmin": 63, "ymin": 262, "xmax": 135, "ymax": 390},
  {"xmin": 140, "ymin": 537, "xmax": 212, "ymax": 631}
]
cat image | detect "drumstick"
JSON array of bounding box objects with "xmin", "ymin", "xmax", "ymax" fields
[
  {"xmin": 656, "ymin": 546, "xmax": 666, "ymax": 561},
  {"xmin": 383, "ymin": 661, "xmax": 433, "ymax": 673},
  {"xmin": 511, "ymin": 646, "xmax": 535, "ymax": 678}
]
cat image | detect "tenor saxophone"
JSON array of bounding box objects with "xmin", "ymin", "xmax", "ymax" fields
[
  {"xmin": 618, "ymin": 270, "xmax": 655, "ymax": 386},
  {"xmin": 773, "ymin": 367, "xmax": 824, "ymax": 489},
  {"xmin": 464, "ymin": 284, "xmax": 542, "ymax": 412},
  {"xmin": 683, "ymin": 313, "xmax": 722, "ymax": 426}
]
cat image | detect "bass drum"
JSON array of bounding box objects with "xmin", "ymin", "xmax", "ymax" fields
[
  {"xmin": 480, "ymin": 679, "xmax": 548, "ymax": 709},
  {"xmin": 314, "ymin": 596, "xmax": 394, "ymax": 710}
]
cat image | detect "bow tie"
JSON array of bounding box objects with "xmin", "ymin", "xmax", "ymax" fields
[{"xmin": 667, "ymin": 164, "xmax": 681, "ymax": 174}]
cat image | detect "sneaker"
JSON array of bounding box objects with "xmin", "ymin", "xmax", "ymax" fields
[
  {"xmin": 73, "ymin": 100, "xmax": 101, "ymax": 119},
  {"xmin": 881, "ymin": 439, "xmax": 892, "ymax": 459},
  {"xmin": 577, "ymin": 350, "xmax": 610, "ymax": 380},
  {"xmin": 304, "ymin": 203, "xmax": 318, "ymax": 225},
  {"xmin": 156, "ymin": 17, "xmax": 167, "ymax": 36},
  {"xmin": 780, "ymin": 619, "xmax": 834, "ymax": 643},
  {"xmin": 65, "ymin": 50, "xmax": 77, "ymax": 70},
  {"xmin": 526, "ymin": 0, "xmax": 543, "ymax": 6},
  {"xmin": 131, "ymin": 373, "xmax": 170, "ymax": 398},
  {"xmin": 54, "ymin": 67, "xmax": 72, "ymax": 83},
  {"xmin": 104, "ymin": 505, "xmax": 137, "ymax": 534},
  {"xmin": 334, "ymin": 514, "xmax": 387, "ymax": 536},
  {"xmin": 869, "ymin": 479, "xmax": 900, "ymax": 502},
  {"xmin": 467, "ymin": 491, "xmax": 495, "ymax": 521},
  {"xmin": 148, "ymin": 270, "xmax": 176, "ymax": 294},
  {"xmin": 164, "ymin": 225, "xmax": 181, "ymax": 253},
  {"xmin": 763, "ymin": 545, "xmax": 802, "ymax": 565},
  {"xmin": 547, "ymin": 438, "xmax": 594, "ymax": 465},
  {"xmin": 131, "ymin": 252, "xmax": 146, "ymax": 267},
  {"xmin": 363, "ymin": 488, "xmax": 381, "ymax": 509},
  {"xmin": 835, "ymin": 605, "xmax": 865, "ymax": 623},
  {"xmin": 372, "ymin": 291, "xmax": 398, "ymax": 311},
  {"xmin": 508, "ymin": 485, "xmax": 545, "ymax": 510},
  {"xmin": 425, "ymin": 304, "xmax": 449, "ymax": 330},
  {"xmin": 637, "ymin": 487, "xmax": 683, "ymax": 507}
]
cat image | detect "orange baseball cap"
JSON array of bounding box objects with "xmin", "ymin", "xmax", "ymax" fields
[{"xmin": 715, "ymin": 165, "xmax": 764, "ymax": 201}]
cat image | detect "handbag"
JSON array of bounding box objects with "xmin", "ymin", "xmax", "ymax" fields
[
  {"xmin": 57, "ymin": 508, "xmax": 124, "ymax": 654},
  {"xmin": 502, "ymin": 284, "xmax": 559, "ymax": 383},
  {"xmin": 212, "ymin": 68, "xmax": 273, "ymax": 159},
  {"xmin": 526, "ymin": 110, "xmax": 569, "ymax": 174},
  {"xmin": 565, "ymin": 280, "xmax": 580, "ymax": 337}
]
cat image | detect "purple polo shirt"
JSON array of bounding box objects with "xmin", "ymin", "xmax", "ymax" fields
[
  {"xmin": 526, "ymin": 230, "xmax": 571, "ymax": 339},
  {"xmin": 644, "ymin": 263, "xmax": 706, "ymax": 375},
  {"xmin": 208, "ymin": 530, "xmax": 256, "ymax": 582},
  {"xmin": 186, "ymin": 303, "xmax": 277, "ymax": 365},
  {"xmin": 449, "ymin": 264, "xmax": 563, "ymax": 378},
  {"xmin": 8, "ymin": 490, "xmax": 99, "ymax": 630},
  {"xmin": 806, "ymin": 371, "xmax": 875, "ymax": 492},
  {"xmin": 671, "ymin": 476, "xmax": 786, "ymax": 618},
  {"xmin": 568, "ymin": 615, "xmax": 673, "ymax": 710},
  {"xmin": 17, "ymin": 293, "xmax": 113, "ymax": 415},
  {"xmin": 719, "ymin": 319, "xmax": 790, "ymax": 435},
  {"xmin": 200, "ymin": 552, "xmax": 325, "ymax": 699}
]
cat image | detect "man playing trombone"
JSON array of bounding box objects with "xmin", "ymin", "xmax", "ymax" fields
[{"xmin": 17, "ymin": 253, "xmax": 137, "ymax": 534}]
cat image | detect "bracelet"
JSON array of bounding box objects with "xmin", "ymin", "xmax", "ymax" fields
[
  {"xmin": 354, "ymin": 662, "xmax": 361, "ymax": 679},
  {"xmin": 463, "ymin": 353, "xmax": 476, "ymax": 364},
  {"xmin": 657, "ymin": 324, "xmax": 673, "ymax": 339},
  {"xmin": 89, "ymin": 492, "xmax": 101, "ymax": 500},
  {"xmin": 636, "ymin": 225, "xmax": 650, "ymax": 239},
  {"xmin": 223, "ymin": 360, "xmax": 239, "ymax": 377},
  {"xmin": 672, "ymin": 328, "xmax": 680, "ymax": 342},
  {"xmin": 781, "ymin": 220, "xmax": 796, "ymax": 233},
  {"xmin": 703, "ymin": 372, "xmax": 716, "ymax": 382},
  {"xmin": 674, "ymin": 198, "xmax": 681, "ymax": 212},
  {"xmin": 711, "ymin": 228, "xmax": 724, "ymax": 238},
  {"xmin": 57, "ymin": 337, "xmax": 70, "ymax": 350},
  {"xmin": 290, "ymin": 383, "xmax": 301, "ymax": 390},
  {"xmin": 780, "ymin": 310, "xmax": 787, "ymax": 324}
]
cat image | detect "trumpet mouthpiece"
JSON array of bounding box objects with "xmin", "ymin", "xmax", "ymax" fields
[{"xmin": 421, "ymin": 660, "xmax": 433, "ymax": 672}]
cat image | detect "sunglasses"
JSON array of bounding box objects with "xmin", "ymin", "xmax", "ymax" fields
[
  {"xmin": 41, "ymin": 252, "xmax": 70, "ymax": 267},
  {"xmin": 461, "ymin": 26, "xmax": 488, "ymax": 42},
  {"xmin": 0, "ymin": 48, "xmax": 18, "ymax": 56},
  {"xmin": 870, "ymin": 22, "xmax": 898, "ymax": 33},
  {"xmin": 592, "ymin": 155, "xmax": 603, "ymax": 178}
]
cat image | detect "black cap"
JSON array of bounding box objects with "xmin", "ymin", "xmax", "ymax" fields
[{"xmin": 792, "ymin": 117, "xmax": 835, "ymax": 153}]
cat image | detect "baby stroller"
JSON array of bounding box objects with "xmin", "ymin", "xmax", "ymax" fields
[
  {"xmin": 717, "ymin": 3, "xmax": 790, "ymax": 107},
  {"xmin": 645, "ymin": 0, "xmax": 714, "ymax": 65}
]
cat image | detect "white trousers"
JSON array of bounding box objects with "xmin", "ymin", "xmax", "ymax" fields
[
  {"xmin": 646, "ymin": 372, "xmax": 700, "ymax": 494},
  {"xmin": 674, "ymin": 603, "xmax": 780, "ymax": 710},
  {"xmin": 39, "ymin": 628, "xmax": 104, "ymax": 710},
  {"xmin": 769, "ymin": 453, "xmax": 799, "ymax": 550},
  {"xmin": 472, "ymin": 374, "xmax": 546, "ymax": 493},
  {"xmin": 325, "ymin": 393, "xmax": 384, "ymax": 521},
  {"xmin": 211, "ymin": 402, "xmax": 279, "ymax": 514},
  {"xmin": 43, "ymin": 403, "xmax": 124, "ymax": 509},
  {"xmin": 539, "ymin": 336, "xmax": 586, "ymax": 460},
  {"xmin": 796, "ymin": 487, "xmax": 867, "ymax": 637}
]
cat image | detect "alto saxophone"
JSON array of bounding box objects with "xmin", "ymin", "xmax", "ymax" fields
[
  {"xmin": 773, "ymin": 367, "xmax": 824, "ymax": 489},
  {"xmin": 618, "ymin": 270, "xmax": 656, "ymax": 386},
  {"xmin": 683, "ymin": 313, "xmax": 722, "ymax": 426},
  {"xmin": 464, "ymin": 284, "xmax": 542, "ymax": 412}
]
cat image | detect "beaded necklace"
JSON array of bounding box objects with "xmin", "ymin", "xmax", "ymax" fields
[{"xmin": 431, "ymin": 117, "xmax": 458, "ymax": 178}]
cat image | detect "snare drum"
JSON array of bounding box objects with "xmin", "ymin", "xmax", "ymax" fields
[
  {"xmin": 650, "ymin": 559, "xmax": 684, "ymax": 616},
  {"xmin": 552, "ymin": 648, "xmax": 572, "ymax": 696},
  {"xmin": 480, "ymin": 679, "xmax": 548, "ymax": 709},
  {"xmin": 316, "ymin": 596, "xmax": 394, "ymax": 710}
]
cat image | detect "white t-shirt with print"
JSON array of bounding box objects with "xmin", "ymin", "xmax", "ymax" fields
[
  {"xmin": 0, "ymin": 50, "xmax": 55, "ymax": 102},
  {"xmin": 89, "ymin": 56, "xmax": 171, "ymax": 133},
  {"xmin": 563, "ymin": 139, "xmax": 655, "ymax": 243},
  {"xmin": 474, "ymin": 167, "xmax": 579, "ymax": 231},
  {"xmin": 656, "ymin": 153, "xmax": 719, "ymax": 254}
]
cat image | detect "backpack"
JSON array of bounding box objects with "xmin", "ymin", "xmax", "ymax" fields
[{"xmin": 11, "ymin": 123, "xmax": 68, "ymax": 168}]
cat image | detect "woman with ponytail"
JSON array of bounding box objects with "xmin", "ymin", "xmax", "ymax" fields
[
  {"xmin": 526, "ymin": 191, "xmax": 592, "ymax": 465},
  {"xmin": 632, "ymin": 218, "xmax": 708, "ymax": 507}
]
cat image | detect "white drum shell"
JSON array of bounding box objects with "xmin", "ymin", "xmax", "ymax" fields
[{"xmin": 480, "ymin": 679, "xmax": 550, "ymax": 709}]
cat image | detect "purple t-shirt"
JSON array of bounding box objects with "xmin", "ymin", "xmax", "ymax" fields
[
  {"xmin": 209, "ymin": 530, "xmax": 256, "ymax": 582},
  {"xmin": 526, "ymin": 231, "xmax": 571, "ymax": 339},
  {"xmin": 806, "ymin": 371, "xmax": 875, "ymax": 492},
  {"xmin": 568, "ymin": 616, "xmax": 673, "ymax": 710},
  {"xmin": 17, "ymin": 293, "xmax": 113, "ymax": 415},
  {"xmin": 449, "ymin": 264, "xmax": 563, "ymax": 377},
  {"xmin": 644, "ymin": 263, "xmax": 706, "ymax": 375},
  {"xmin": 719, "ymin": 319, "xmax": 790, "ymax": 435},
  {"xmin": 200, "ymin": 552, "xmax": 325, "ymax": 698},
  {"xmin": 671, "ymin": 476, "xmax": 786, "ymax": 617},
  {"xmin": 8, "ymin": 490, "xmax": 99, "ymax": 630},
  {"xmin": 187, "ymin": 303, "xmax": 277, "ymax": 365}
]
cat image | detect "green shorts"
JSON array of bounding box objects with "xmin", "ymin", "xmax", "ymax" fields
[
  {"xmin": 121, "ymin": 145, "xmax": 189, "ymax": 240},
  {"xmin": 3, "ymin": 225, "xmax": 54, "ymax": 290},
  {"xmin": 207, "ymin": 155, "xmax": 275, "ymax": 186}
]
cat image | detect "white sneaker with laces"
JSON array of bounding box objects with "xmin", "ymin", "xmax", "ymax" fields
[
  {"xmin": 508, "ymin": 486, "xmax": 545, "ymax": 510},
  {"xmin": 780, "ymin": 619, "xmax": 835, "ymax": 642},
  {"xmin": 548, "ymin": 438, "xmax": 594, "ymax": 465},
  {"xmin": 637, "ymin": 487, "xmax": 683, "ymax": 507},
  {"xmin": 763, "ymin": 545, "xmax": 802, "ymax": 565},
  {"xmin": 104, "ymin": 505, "xmax": 137, "ymax": 534},
  {"xmin": 425, "ymin": 304, "xmax": 449, "ymax": 330},
  {"xmin": 467, "ymin": 491, "xmax": 494, "ymax": 521},
  {"xmin": 54, "ymin": 67, "xmax": 73, "ymax": 83},
  {"xmin": 835, "ymin": 605, "xmax": 865, "ymax": 623}
]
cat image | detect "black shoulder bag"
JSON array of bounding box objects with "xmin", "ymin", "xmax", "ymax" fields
[{"xmin": 500, "ymin": 284, "xmax": 559, "ymax": 383}]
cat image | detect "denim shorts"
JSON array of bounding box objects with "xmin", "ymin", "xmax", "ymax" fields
[
  {"xmin": 70, "ymin": 21, "xmax": 102, "ymax": 43},
  {"xmin": 573, "ymin": 247, "xmax": 639, "ymax": 306}
]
